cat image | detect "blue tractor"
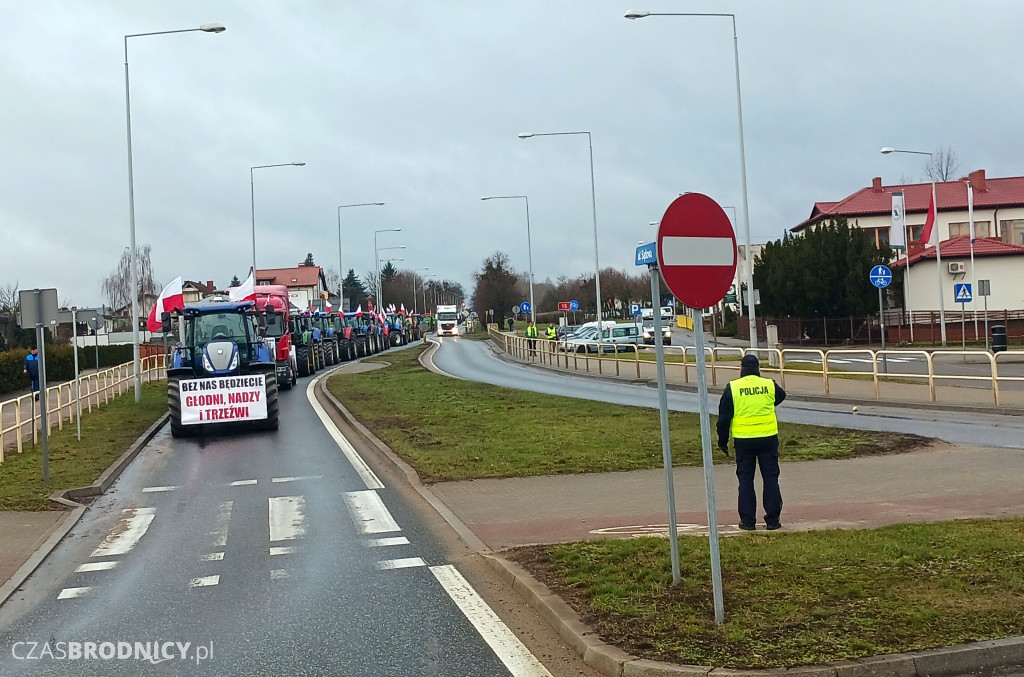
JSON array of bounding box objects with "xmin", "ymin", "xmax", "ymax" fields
[{"xmin": 167, "ymin": 299, "xmax": 280, "ymax": 437}]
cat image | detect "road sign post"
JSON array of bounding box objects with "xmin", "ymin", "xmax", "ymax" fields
[
  {"xmin": 954, "ymin": 284, "xmax": 973, "ymax": 351},
  {"xmin": 19, "ymin": 288, "xmax": 58, "ymax": 483},
  {"xmin": 979, "ymin": 280, "xmax": 991, "ymax": 350},
  {"xmin": 654, "ymin": 193, "xmax": 737, "ymax": 625},
  {"xmin": 870, "ymin": 265, "xmax": 892, "ymax": 373}
]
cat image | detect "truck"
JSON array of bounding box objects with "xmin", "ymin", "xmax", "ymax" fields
[
  {"xmin": 247, "ymin": 285, "xmax": 297, "ymax": 390},
  {"xmin": 167, "ymin": 298, "xmax": 280, "ymax": 437},
  {"xmin": 436, "ymin": 305, "xmax": 459, "ymax": 336}
]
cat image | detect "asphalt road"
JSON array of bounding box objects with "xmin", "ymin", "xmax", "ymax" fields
[
  {"xmin": 0, "ymin": 350, "xmax": 563, "ymax": 676},
  {"xmin": 431, "ymin": 336, "xmax": 1024, "ymax": 450}
]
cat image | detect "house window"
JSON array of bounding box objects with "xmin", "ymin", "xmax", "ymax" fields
[
  {"xmin": 949, "ymin": 221, "xmax": 992, "ymax": 238},
  {"xmin": 877, "ymin": 228, "xmax": 889, "ymax": 246},
  {"xmin": 1000, "ymin": 219, "xmax": 1024, "ymax": 245},
  {"xmin": 909, "ymin": 225, "xmax": 924, "ymax": 242}
]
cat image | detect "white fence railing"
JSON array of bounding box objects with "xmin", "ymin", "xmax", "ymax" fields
[
  {"xmin": 0, "ymin": 355, "xmax": 165, "ymax": 464},
  {"xmin": 487, "ymin": 327, "xmax": 1024, "ymax": 407}
]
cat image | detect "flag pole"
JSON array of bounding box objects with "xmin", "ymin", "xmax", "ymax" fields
[
  {"xmin": 967, "ymin": 180, "xmax": 978, "ymax": 341},
  {"xmin": 931, "ymin": 181, "xmax": 947, "ymax": 347}
]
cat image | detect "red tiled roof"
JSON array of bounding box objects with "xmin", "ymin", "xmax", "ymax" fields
[
  {"xmin": 255, "ymin": 266, "xmax": 324, "ymax": 288},
  {"xmin": 794, "ymin": 171, "xmax": 1024, "ymax": 232},
  {"xmin": 183, "ymin": 280, "xmax": 216, "ymax": 294},
  {"xmin": 892, "ymin": 236, "xmax": 1024, "ymax": 268}
]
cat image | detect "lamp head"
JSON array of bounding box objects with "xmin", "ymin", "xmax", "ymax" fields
[
  {"xmin": 199, "ymin": 23, "xmax": 227, "ymax": 33},
  {"xmin": 292, "ymin": 162, "xmax": 305, "ymax": 166},
  {"xmin": 624, "ymin": 10, "xmax": 650, "ymax": 19},
  {"xmin": 517, "ymin": 132, "xmax": 534, "ymax": 139},
  {"xmin": 880, "ymin": 147, "xmax": 895, "ymax": 155},
  {"xmin": 372, "ymin": 202, "xmax": 385, "ymax": 206},
  {"xmin": 480, "ymin": 196, "xmax": 491, "ymax": 201}
]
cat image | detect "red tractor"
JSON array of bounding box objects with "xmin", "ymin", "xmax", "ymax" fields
[{"xmin": 248, "ymin": 284, "xmax": 298, "ymax": 390}]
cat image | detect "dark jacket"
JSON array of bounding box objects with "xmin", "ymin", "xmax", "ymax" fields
[
  {"xmin": 716, "ymin": 366, "xmax": 785, "ymax": 448},
  {"xmin": 23, "ymin": 353, "xmax": 39, "ymax": 379}
]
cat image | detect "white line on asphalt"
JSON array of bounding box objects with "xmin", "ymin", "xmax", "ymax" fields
[
  {"xmin": 201, "ymin": 552, "xmax": 224, "ymax": 562},
  {"xmin": 229, "ymin": 479, "xmax": 258, "ymax": 486},
  {"xmin": 431, "ymin": 565, "xmax": 553, "ymax": 677},
  {"xmin": 142, "ymin": 486, "xmax": 179, "ymax": 493},
  {"xmin": 209, "ymin": 501, "xmax": 233, "ymax": 548},
  {"xmin": 343, "ymin": 490, "xmax": 400, "ymax": 534},
  {"xmin": 189, "ymin": 575, "xmax": 220, "ymax": 588},
  {"xmin": 367, "ymin": 536, "xmax": 410, "ymax": 548},
  {"xmin": 75, "ymin": 561, "xmax": 117, "ymax": 573},
  {"xmin": 269, "ymin": 496, "xmax": 307, "ymax": 542},
  {"xmin": 306, "ymin": 374, "xmax": 384, "ymax": 490},
  {"xmin": 270, "ymin": 569, "xmax": 291, "ymax": 580},
  {"xmin": 269, "ymin": 546, "xmax": 296, "ymax": 556},
  {"xmin": 272, "ymin": 475, "xmax": 322, "ymax": 483},
  {"xmin": 57, "ymin": 587, "xmax": 91, "ymax": 600},
  {"xmin": 90, "ymin": 507, "xmax": 156, "ymax": 558},
  {"xmin": 660, "ymin": 236, "xmax": 735, "ymax": 268},
  {"xmin": 376, "ymin": 557, "xmax": 426, "ymax": 570}
]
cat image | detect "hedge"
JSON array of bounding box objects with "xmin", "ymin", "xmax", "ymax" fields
[{"xmin": 0, "ymin": 344, "xmax": 136, "ymax": 398}]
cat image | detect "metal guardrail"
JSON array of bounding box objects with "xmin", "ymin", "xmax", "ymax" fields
[
  {"xmin": 485, "ymin": 328, "xmax": 1024, "ymax": 407},
  {"xmin": 0, "ymin": 355, "xmax": 165, "ymax": 464}
]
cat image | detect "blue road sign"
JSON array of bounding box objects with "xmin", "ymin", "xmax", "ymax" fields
[
  {"xmin": 520, "ymin": 301, "xmax": 532, "ymax": 314},
  {"xmin": 629, "ymin": 303, "xmax": 642, "ymax": 317},
  {"xmin": 869, "ymin": 265, "xmax": 892, "ymax": 289},
  {"xmin": 954, "ymin": 283, "xmax": 973, "ymax": 303},
  {"xmin": 635, "ymin": 242, "xmax": 657, "ymax": 267},
  {"xmin": 569, "ymin": 299, "xmax": 579, "ymax": 312}
]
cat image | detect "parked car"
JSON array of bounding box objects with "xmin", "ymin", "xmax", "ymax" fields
[
  {"xmin": 559, "ymin": 325, "xmax": 639, "ymax": 353},
  {"xmin": 556, "ymin": 324, "xmax": 581, "ymax": 340},
  {"xmin": 640, "ymin": 319, "xmax": 672, "ymax": 345}
]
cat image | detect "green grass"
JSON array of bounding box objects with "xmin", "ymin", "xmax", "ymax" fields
[
  {"xmin": 326, "ymin": 346, "xmax": 928, "ymax": 482},
  {"xmin": 0, "ymin": 382, "xmax": 167, "ymax": 510},
  {"xmin": 511, "ymin": 519, "xmax": 1024, "ymax": 668}
]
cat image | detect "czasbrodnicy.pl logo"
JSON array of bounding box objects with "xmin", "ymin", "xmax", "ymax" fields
[{"xmin": 12, "ymin": 641, "xmax": 213, "ymax": 665}]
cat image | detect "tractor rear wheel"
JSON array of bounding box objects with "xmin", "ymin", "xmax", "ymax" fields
[
  {"xmin": 296, "ymin": 346, "xmax": 311, "ymax": 377},
  {"xmin": 261, "ymin": 372, "xmax": 280, "ymax": 431},
  {"xmin": 168, "ymin": 376, "xmax": 191, "ymax": 438}
]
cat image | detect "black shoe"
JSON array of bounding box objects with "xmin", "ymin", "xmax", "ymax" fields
[
  {"xmin": 34, "ymin": 393, "xmax": 39, "ymax": 401},
  {"xmin": 738, "ymin": 523, "xmax": 756, "ymax": 531},
  {"xmin": 765, "ymin": 523, "xmax": 782, "ymax": 531}
]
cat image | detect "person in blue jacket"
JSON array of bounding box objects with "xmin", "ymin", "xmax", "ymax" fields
[{"xmin": 23, "ymin": 346, "xmax": 40, "ymax": 400}]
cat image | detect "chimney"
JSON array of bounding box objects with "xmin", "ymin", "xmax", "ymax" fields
[
  {"xmin": 871, "ymin": 176, "xmax": 883, "ymax": 192},
  {"xmin": 968, "ymin": 169, "xmax": 986, "ymax": 192},
  {"xmin": 207, "ymin": 280, "xmax": 214, "ymax": 291}
]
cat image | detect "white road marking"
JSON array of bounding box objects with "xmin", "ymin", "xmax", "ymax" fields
[
  {"xmin": 57, "ymin": 587, "xmax": 91, "ymax": 600},
  {"xmin": 75, "ymin": 561, "xmax": 117, "ymax": 573},
  {"xmin": 270, "ymin": 569, "xmax": 291, "ymax": 580},
  {"xmin": 431, "ymin": 564, "xmax": 553, "ymax": 677},
  {"xmin": 269, "ymin": 496, "xmax": 307, "ymax": 542},
  {"xmin": 209, "ymin": 501, "xmax": 233, "ymax": 548},
  {"xmin": 272, "ymin": 475, "xmax": 322, "ymax": 483},
  {"xmin": 306, "ymin": 375, "xmax": 384, "ymax": 490},
  {"xmin": 91, "ymin": 507, "xmax": 156, "ymax": 557},
  {"xmin": 367, "ymin": 536, "xmax": 410, "ymax": 548},
  {"xmin": 269, "ymin": 546, "xmax": 296, "ymax": 556},
  {"xmin": 142, "ymin": 485, "xmax": 179, "ymax": 493},
  {"xmin": 660, "ymin": 236, "xmax": 735, "ymax": 267},
  {"xmin": 229, "ymin": 479, "xmax": 258, "ymax": 486},
  {"xmin": 343, "ymin": 490, "xmax": 400, "ymax": 534},
  {"xmin": 189, "ymin": 575, "xmax": 220, "ymax": 588},
  {"xmin": 201, "ymin": 552, "xmax": 225, "ymax": 562},
  {"xmin": 376, "ymin": 557, "xmax": 426, "ymax": 570}
]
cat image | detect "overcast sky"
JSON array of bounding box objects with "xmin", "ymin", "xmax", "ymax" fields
[{"xmin": 3, "ymin": 1, "xmax": 1023, "ymax": 308}]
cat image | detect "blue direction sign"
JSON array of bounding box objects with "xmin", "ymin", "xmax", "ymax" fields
[
  {"xmin": 869, "ymin": 265, "xmax": 892, "ymax": 289},
  {"xmin": 629, "ymin": 303, "xmax": 642, "ymax": 317},
  {"xmin": 520, "ymin": 301, "xmax": 532, "ymax": 314},
  {"xmin": 569, "ymin": 299, "xmax": 579, "ymax": 311},
  {"xmin": 954, "ymin": 283, "xmax": 973, "ymax": 303},
  {"xmin": 635, "ymin": 242, "xmax": 657, "ymax": 267}
]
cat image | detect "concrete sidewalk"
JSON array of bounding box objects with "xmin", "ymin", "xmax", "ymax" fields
[{"xmin": 0, "ymin": 512, "xmax": 70, "ymax": 589}]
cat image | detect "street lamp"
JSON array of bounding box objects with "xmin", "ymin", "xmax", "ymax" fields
[
  {"xmin": 374, "ymin": 228, "xmax": 404, "ymax": 310},
  {"xmin": 482, "ymin": 195, "xmax": 535, "ymax": 323},
  {"xmin": 251, "ymin": 162, "xmax": 305, "ymax": 274},
  {"xmin": 124, "ymin": 22, "xmax": 226, "ymax": 403},
  {"xmin": 337, "ymin": 202, "xmax": 384, "ymax": 311},
  {"xmin": 881, "ymin": 146, "xmax": 946, "ymax": 346},
  {"xmin": 518, "ymin": 130, "xmax": 602, "ymax": 337},
  {"xmin": 626, "ymin": 10, "xmax": 758, "ymax": 349},
  {"xmin": 410, "ymin": 267, "xmax": 430, "ymax": 314},
  {"xmin": 424, "ymin": 273, "xmax": 437, "ymax": 313}
]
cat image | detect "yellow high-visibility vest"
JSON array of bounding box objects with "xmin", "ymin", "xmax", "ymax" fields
[
  {"xmin": 545, "ymin": 326, "xmax": 557, "ymax": 339},
  {"xmin": 728, "ymin": 375, "xmax": 778, "ymax": 438},
  {"xmin": 526, "ymin": 325, "xmax": 538, "ymax": 338}
]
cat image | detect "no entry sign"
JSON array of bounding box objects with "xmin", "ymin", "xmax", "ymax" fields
[{"xmin": 657, "ymin": 193, "xmax": 737, "ymax": 309}]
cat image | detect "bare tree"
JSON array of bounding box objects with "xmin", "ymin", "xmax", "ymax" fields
[
  {"xmin": 101, "ymin": 245, "xmax": 159, "ymax": 314},
  {"xmin": 924, "ymin": 146, "xmax": 960, "ymax": 181}
]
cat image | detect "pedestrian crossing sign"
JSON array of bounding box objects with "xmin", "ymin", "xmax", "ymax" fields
[{"xmin": 954, "ymin": 283, "xmax": 972, "ymax": 302}]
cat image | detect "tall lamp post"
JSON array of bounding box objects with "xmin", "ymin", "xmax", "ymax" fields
[
  {"xmin": 251, "ymin": 162, "xmax": 305, "ymax": 274},
  {"xmin": 482, "ymin": 195, "xmax": 536, "ymax": 324},
  {"xmin": 518, "ymin": 131, "xmax": 602, "ymax": 337},
  {"xmin": 372, "ymin": 228, "xmax": 402, "ymax": 311},
  {"xmin": 881, "ymin": 147, "xmax": 947, "ymax": 347},
  {"xmin": 410, "ymin": 267, "xmax": 430, "ymax": 314},
  {"xmin": 424, "ymin": 273, "xmax": 437, "ymax": 314},
  {"xmin": 337, "ymin": 202, "xmax": 384, "ymax": 311},
  {"xmin": 626, "ymin": 10, "xmax": 758, "ymax": 348},
  {"xmin": 125, "ymin": 22, "xmax": 226, "ymax": 403}
]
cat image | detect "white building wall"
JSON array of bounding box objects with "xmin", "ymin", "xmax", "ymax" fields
[{"xmin": 904, "ymin": 255, "xmax": 1024, "ymax": 313}]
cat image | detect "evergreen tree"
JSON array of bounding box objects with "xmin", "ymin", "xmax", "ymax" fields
[
  {"xmin": 471, "ymin": 252, "xmax": 519, "ymax": 326},
  {"xmin": 343, "ymin": 269, "xmax": 368, "ymax": 309},
  {"xmin": 230, "ymin": 275, "xmax": 242, "ymax": 287},
  {"xmin": 302, "ymin": 253, "xmax": 315, "ymax": 267}
]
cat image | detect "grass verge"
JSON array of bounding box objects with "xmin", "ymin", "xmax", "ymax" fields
[
  {"xmin": 510, "ymin": 519, "xmax": 1024, "ymax": 669},
  {"xmin": 0, "ymin": 382, "xmax": 167, "ymax": 510},
  {"xmin": 326, "ymin": 346, "xmax": 929, "ymax": 482}
]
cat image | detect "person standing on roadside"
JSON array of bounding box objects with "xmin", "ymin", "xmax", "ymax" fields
[
  {"xmin": 23, "ymin": 346, "xmax": 40, "ymax": 401},
  {"xmin": 716, "ymin": 354, "xmax": 786, "ymax": 531},
  {"xmin": 507, "ymin": 317, "xmax": 515, "ymax": 333},
  {"xmin": 545, "ymin": 323, "xmax": 557, "ymax": 340},
  {"xmin": 525, "ymin": 321, "xmax": 538, "ymax": 357}
]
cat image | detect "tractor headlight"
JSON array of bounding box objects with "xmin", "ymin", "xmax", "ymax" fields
[
  {"xmin": 229, "ymin": 350, "xmax": 239, "ymax": 371},
  {"xmin": 202, "ymin": 353, "xmax": 215, "ymax": 372}
]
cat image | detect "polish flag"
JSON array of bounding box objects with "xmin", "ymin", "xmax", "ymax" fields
[
  {"xmin": 147, "ymin": 276, "xmax": 184, "ymax": 332},
  {"xmin": 919, "ymin": 191, "xmax": 938, "ymax": 246},
  {"xmin": 325, "ymin": 300, "xmax": 332, "ymax": 311},
  {"xmin": 400, "ymin": 303, "xmax": 407, "ymax": 315},
  {"xmin": 228, "ymin": 270, "xmax": 255, "ymax": 302},
  {"xmin": 354, "ymin": 305, "xmax": 362, "ymax": 317}
]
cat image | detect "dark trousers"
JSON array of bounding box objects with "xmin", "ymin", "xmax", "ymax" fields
[
  {"xmin": 29, "ymin": 377, "xmax": 39, "ymax": 393},
  {"xmin": 735, "ymin": 435, "xmax": 782, "ymax": 527}
]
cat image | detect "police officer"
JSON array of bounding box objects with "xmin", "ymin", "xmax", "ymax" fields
[
  {"xmin": 545, "ymin": 323, "xmax": 557, "ymax": 340},
  {"xmin": 716, "ymin": 354, "xmax": 786, "ymax": 531},
  {"xmin": 23, "ymin": 346, "xmax": 40, "ymax": 401},
  {"xmin": 525, "ymin": 321, "xmax": 539, "ymax": 356}
]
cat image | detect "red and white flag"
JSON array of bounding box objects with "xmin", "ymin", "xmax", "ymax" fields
[
  {"xmin": 228, "ymin": 270, "xmax": 255, "ymax": 302},
  {"xmin": 400, "ymin": 303, "xmax": 407, "ymax": 315},
  {"xmin": 354, "ymin": 305, "xmax": 362, "ymax": 316},
  {"xmin": 325, "ymin": 300, "xmax": 332, "ymax": 311},
  {"xmin": 146, "ymin": 276, "xmax": 184, "ymax": 332},
  {"xmin": 919, "ymin": 191, "xmax": 938, "ymax": 246}
]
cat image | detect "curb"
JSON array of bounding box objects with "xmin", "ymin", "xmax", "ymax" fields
[{"xmin": 0, "ymin": 412, "xmax": 169, "ymax": 608}]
